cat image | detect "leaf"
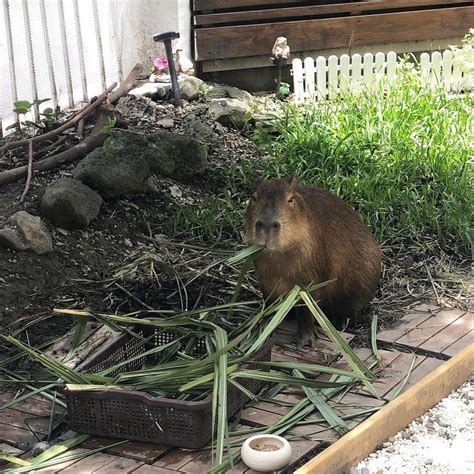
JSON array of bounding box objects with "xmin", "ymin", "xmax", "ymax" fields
[
  {"xmin": 100, "ymin": 116, "xmax": 117, "ymax": 134},
  {"xmin": 13, "ymin": 108, "xmax": 30, "ymax": 115},
  {"xmin": 33, "ymin": 98, "xmax": 51, "ymax": 106},
  {"xmin": 63, "ymin": 317, "xmax": 88, "ymax": 362},
  {"xmin": 371, "ymin": 313, "xmax": 382, "ymax": 366},
  {"xmin": 14, "ymin": 100, "xmax": 32, "ymax": 110},
  {"xmin": 5, "ymin": 123, "xmax": 20, "ymax": 130},
  {"xmin": 42, "ymin": 107, "xmax": 54, "ymax": 115},
  {"xmin": 293, "ymin": 369, "xmax": 349, "ymax": 435},
  {"xmin": 0, "ymin": 455, "xmax": 31, "ymax": 467}
]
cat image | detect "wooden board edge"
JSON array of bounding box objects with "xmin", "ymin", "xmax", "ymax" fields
[{"xmin": 295, "ymin": 343, "xmax": 474, "ymax": 474}]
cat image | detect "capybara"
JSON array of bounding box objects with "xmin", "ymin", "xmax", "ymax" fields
[{"xmin": 244, "ymin": 177, "xmax": 381, "ymax": 348}]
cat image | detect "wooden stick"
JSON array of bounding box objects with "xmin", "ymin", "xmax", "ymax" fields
[
  {"xmin": 0, "ymin": 108, "xmax": 113, "ymax": 186},
  {"xmin": 19, "ymin": 139, "xmax": 33, "ymax": 202},
  {"xmin": 296, "ymin": 342, "xmax": 474, "ymax": 474},
  {"xmin": 108, "ymin": 63, "xmax": 143, "ymax": 105},
  {"xmin": 0, "ymin": 82, "xmax": 117, "ymax": 155}
]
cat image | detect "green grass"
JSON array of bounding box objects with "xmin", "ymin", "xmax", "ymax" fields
[{"xmin": 174, "ymin": 62, "xmax": 473, "ymax": 254}]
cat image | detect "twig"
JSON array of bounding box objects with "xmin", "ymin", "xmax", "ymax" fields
[
  {"xmin": 19, "ymin": 139, "xmax": 33, "ymax": 202},
  {"xmin": 0, "ymin": 107, "xmax": 116, "ymax": 185},
  {"xmin": 0, "ymin": 82, "xmax": 117, "ymax": 156},
  {"xmin": 77, "ymin": 118, "xmax": 85, "ymax": 139}
]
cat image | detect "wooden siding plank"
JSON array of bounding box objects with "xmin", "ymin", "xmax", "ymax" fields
[
  {"xmin": 195, "ymin": 7, "xmax": 474, "ymax": 61},
  {"xmin": 194, "ymin": 0, "xmax": 308, "ymax": 11},
  {"xmin": 195, "ymin": 0, "xmax": 470, "ymax": 26}
]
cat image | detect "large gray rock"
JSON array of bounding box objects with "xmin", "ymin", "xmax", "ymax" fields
[
  {"xmin": 73, "ymin": 133, "xmax": 155, "ymax": 199},
  {"xmin": 184, "ymin": 115, "xmax": 219, "ymax": 146},
  {"xmin": 209, "ymin": 98, "xmax": 251, "ymax": 129},
  {"xmin": 73, "ymin": 131, "xmax": 208, "ymax": 197},
  {"xmin": 0, "ymin": 211, "xmax": 53, "ymax": 255},
  {"xmin": 178, "ymin": 76, "xmax": 206, "ymax": 101},
  {"xmin": 206, "ymin": 84, "xmax": 253, "ymax": 101},
  {"xmin": 41, "ymin": 178, "xmax": 103, "ymax": 230},
  {"xmin": 147, "ymin": 131, "xmax": 207, "ymax": 181}
]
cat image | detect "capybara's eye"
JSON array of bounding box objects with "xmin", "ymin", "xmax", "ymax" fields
[{"xmin": 288, "ymin": 196, "xmax": 295, "ymax": 203}]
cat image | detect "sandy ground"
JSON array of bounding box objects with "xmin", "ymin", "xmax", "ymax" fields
[{"xmin": 357, "ymin": 380, "xmax": 474, "ymax": 474}]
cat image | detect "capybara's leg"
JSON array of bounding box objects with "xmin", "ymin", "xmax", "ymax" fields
[{"xmin": 296, "ymin": 308, "xmax": 315, "ymax": 349}]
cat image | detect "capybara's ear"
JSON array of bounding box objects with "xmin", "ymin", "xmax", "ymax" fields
[{"xmin": 288, "ymin": 176, "xmax": 299, "ymax": 189}]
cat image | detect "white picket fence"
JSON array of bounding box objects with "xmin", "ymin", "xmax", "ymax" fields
[{"xmin": 292, "ymin": 50, "xmax": 473, "ymax": 103}]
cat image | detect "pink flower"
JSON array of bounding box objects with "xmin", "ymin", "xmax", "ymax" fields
[{"xmin": 153, "ymin": 57, "xmax": 169, "ymax": 72}]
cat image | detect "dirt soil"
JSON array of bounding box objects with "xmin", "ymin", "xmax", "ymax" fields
[
  {"xmin": 0, "ymin": 94, "xmax": 471, "ymax": 360},
  {"xmin": 0, "ymin": 96, "xmax": 263, "ymax": 358}
]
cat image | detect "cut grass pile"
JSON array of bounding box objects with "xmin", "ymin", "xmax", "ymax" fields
[
  {"xmin": 0, "ymin": 246, "xmax": 392, "ymax": 473},
  {"xmin": 175, "ymin": 61, "xmax": 473, "ymax": 254}
]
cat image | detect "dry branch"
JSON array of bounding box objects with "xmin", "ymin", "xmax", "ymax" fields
[
  {"xmin": 0, "ymin": 82, "xmax": 117, "ymax": 155},
  {"xmin": 20, "ymin": 140, "xmax": 34, "ymax": 202},
  {"xmin": 0, "ymin": 108, "xmax": 114, "ymax": 186},
  {"xmin": 108, "ymin": 63, "xmax": 143, "ymax": 105}
]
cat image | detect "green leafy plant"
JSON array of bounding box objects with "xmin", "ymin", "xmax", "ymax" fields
[
  {"xmin": 6, "ymin": 98, "xmax": 52, "ymax": 132},
  {"xmin": 100, "ymin": 116, "xmax": 117, "ymax": 134},
  {"xmin": 277, "ymin": 81, "xmax": 291, "ymax": 99}
]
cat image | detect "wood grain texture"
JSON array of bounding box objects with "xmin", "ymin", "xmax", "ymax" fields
[
  {"xmin": 195, "ymin": 0, "xmax": 470, "ymax": 26},
  {"xmin": 195, "ymin": 7, "xmax": 474, "ymax": 60},
  {"xmin": 295, "ymin": 342, "xmax": 474, "ymax": 474}
]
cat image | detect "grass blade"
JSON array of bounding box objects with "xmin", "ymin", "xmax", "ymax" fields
[{"xmin": 371, "ymin": 313, "xmax": 382, "ymax": 366}]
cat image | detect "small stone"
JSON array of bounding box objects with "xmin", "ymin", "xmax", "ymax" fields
[
  {"xmin": 128, "ymin": 82, "xmax": 171, "ymax": 99},
  {"xmin": 386, "ymin": 446, "xmax": 395, "ymax": 453},
  {"xmin": 206, "ymin": 83, "xmax": 253, "ymax": 101},
  {"xmin": 388, "ymin": 437, "xmax": 396, "ymax": 443},
  {"xmin": 425, "ymin": 458, "xmax": 433, "ymax": 465},
  {"xmin": 156, "ymin": 118, "xmax": 174, "ymax": 128},
  {"xmin": 178, "ymin": 76, "xmax": 206, "ymax": 101},
  {"xmin": 41, "ymin": 178, "xmax": 102, "ymax": 230},
  {"xmin": 32, "ymin": 441, "xmax": 50, "ymax": 456},
  {"xmin": 208, "ymin": 98, "xmax": 252, "ymax": 130},
  {"xmin": 349, "ymin": 468, "xmax": 359, "ymax": 474},
  {"xmin": 402, "ymin": 431, "xmax": 412, "ymax": 439},
  {"xmin": 0, "ymin": 211, "xmax": 53, "ymax": 255},
  {"xmin": 360, "ymin": 468, "xmax": 370, "ymax": 474}
]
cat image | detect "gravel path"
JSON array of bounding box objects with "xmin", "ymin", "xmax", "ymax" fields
[{"xmin": 357, "ymin": 380, "xmax": 474, "ymax": 474}]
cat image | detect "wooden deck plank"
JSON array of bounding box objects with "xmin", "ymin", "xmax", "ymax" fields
[
  {"xmin": 419, "ymin": 311, "xmax": 473, "ymax": 354},
  {"xmin": 376, "ymin": 306, "xmax": 439, "ymax": 343},
  {"xmin": 94, "ymin": 456, "xmax": 144, "ymax": 472},
  {"xmin": 444, "ymin": 330, "xmax": 474, "ymax": 357},
  {"xmin": 0, "ymin": 408, "xmax": 57, "ymax": 435},
  {"xmin": 82, "ymin": 437, "xmax": 171, "ymax": 464},
  {"xmin": 135, "ymin": 466, "xmax": 183, "ymax": 473},
  {"xmin": 36, "ymin": 449, "xmax": 89, "ymax": 473},
  {"xmin": 0, "ymin": 391, "xmax": 64, "ymax": 416},
  {"xmin": 152, "ymin": 449, "xmax": 202, "ymax": 471},
  {"xmin": 0, "ymin": 421, "xmax": 41, "ymax": 450},
  {"xmin": 395, "ymin": 309, "xmax": 466, "ymax": 348},
  {"xmin": 56, "ymin": 452, "xmax": 117, "ymax": 473}
]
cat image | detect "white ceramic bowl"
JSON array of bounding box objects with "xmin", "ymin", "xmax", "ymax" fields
[{"xmin": 241, "ymin": 434, "xmax": 292, "ymax": 472}]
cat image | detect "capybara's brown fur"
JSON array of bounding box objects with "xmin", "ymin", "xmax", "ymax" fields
[{"xmin": 244, "ymin": 177, "xmax": 381, "ymax": 348}]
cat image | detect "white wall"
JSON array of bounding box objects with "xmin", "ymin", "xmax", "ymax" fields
[
  {"xmin": 108, "ymin": 0, "xmax": 192, "ymax": 80},
  {"xmin": 0, "ymin": 0, "xmax": 192, "ymax": 135}
]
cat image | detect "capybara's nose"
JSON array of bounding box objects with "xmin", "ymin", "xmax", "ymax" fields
[{"xmin": 256, "ymin": 220, "xmax": 280, "ymax": 232}]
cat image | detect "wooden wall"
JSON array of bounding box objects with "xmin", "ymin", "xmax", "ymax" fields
[{"xmin": 193, "ymin": 1, "xmax": 474, "ymax": 66}]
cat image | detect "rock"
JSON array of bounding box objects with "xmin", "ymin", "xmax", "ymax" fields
[
  {"xmin": 0, "ymin": 211, "xmax": 53, "ymax": 255},
  {"xmin": 147, "ymin": 131, "xmax": 207, "ymax": 181},
  {"xmin": 41, "ymin": 178, "xmax": 103, "ymax": 230},
  {"xmin": 206, "ymin": 83, "xmax": 253, "ymax": 101},
  {"xmin": 32, "ymin": 441, "xmax": 50, "ymax": 456},
  {"xmin": 156, "ymin": 118, "xmax": 175, "ymax": 129},
  {"xmin": 349, "ymin": 468, "xmax": 359, "ymax": 474},
  {"xmin": 208, "ymin": 98, "xmax": 251, "ymax": 129},
  {"xmin": 178, "ymin": 76, "xmax": 205, "ymax": 101},
  {"xmin": 73, "ymin": 133, "xmax": 155, "ymax": 198},
  {"xmin": 184, "ymin": 115, "xmax": 219, "ymax": 146},
  {"xmin": 425, "ymin": 458, "xmax": 433, "ymax": 465},
  {"xmin": 128, "ymin": 82, "xmax": 171, "ymax": 99}
]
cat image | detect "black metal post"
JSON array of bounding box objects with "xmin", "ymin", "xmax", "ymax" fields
[{"xmin": 153, "ymin": 31, "xmax": 181, "ymax": 107}]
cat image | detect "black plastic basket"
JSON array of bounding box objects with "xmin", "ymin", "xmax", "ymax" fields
[{"xmin": 63, "ymin": 324, "xmax": 274, "ymax": 449}]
